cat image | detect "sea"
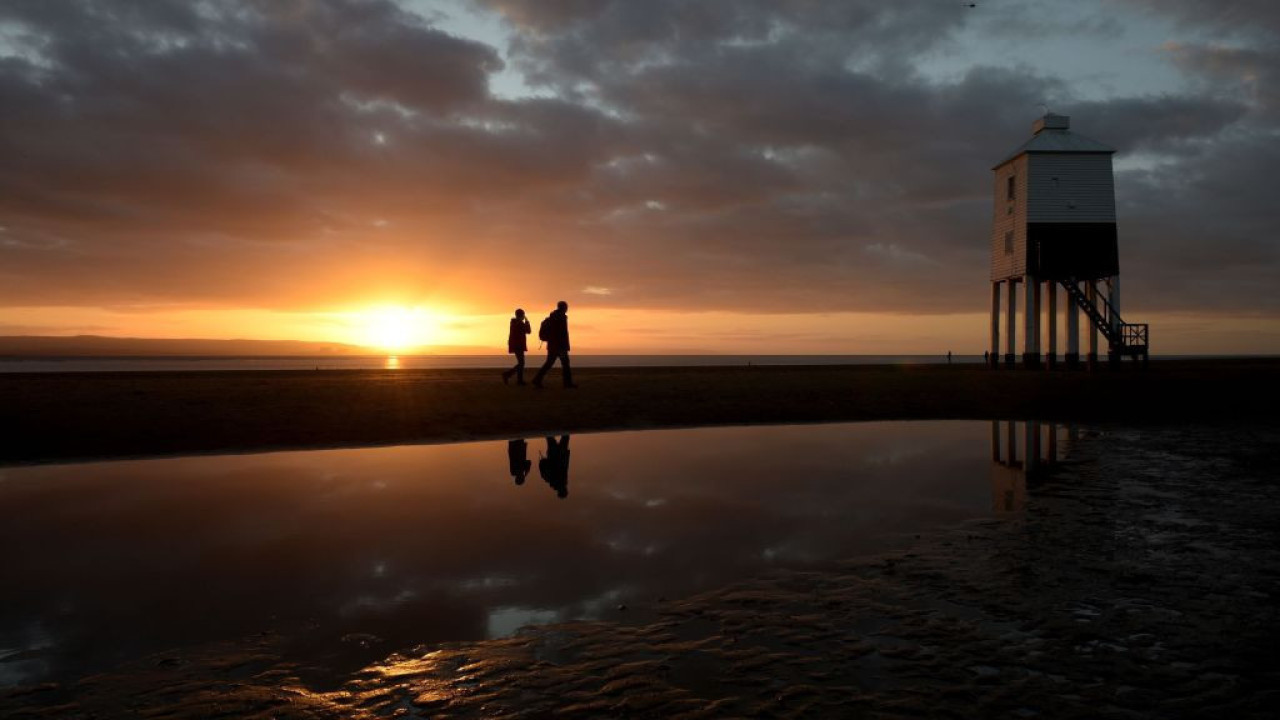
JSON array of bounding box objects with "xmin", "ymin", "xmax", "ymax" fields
[{"xmin": 0, "ymin": 354, "xmax": 988, "ymax": 373}]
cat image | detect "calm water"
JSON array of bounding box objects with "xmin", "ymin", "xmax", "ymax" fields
[
  {"xmin": 0, "ymin": 354, "xmax": 984, "ymax": 372},
  {"xmin": 0, "ymin": 421, "xmax": 1060, "ymax": 688}
]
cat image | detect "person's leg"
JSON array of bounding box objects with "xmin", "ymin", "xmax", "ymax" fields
[
  {"xmin": 515, "ymin": 351, "xmax": 526, "ymax": 384},
  {"xmin": 532, "ymin": 353, "xmax": 556, "ymax": 386},
  {"xmin": 561, "ymin": 352, "xmax": 575, "ymax": 387}
]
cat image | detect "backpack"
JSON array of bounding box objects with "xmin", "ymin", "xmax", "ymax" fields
[{"xmin": 538, "ymin": 315, "xmax": 552, "ymax": 342}]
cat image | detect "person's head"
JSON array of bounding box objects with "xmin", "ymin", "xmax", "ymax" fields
[
  {"xmin": 557, "ymin": 300, "xmax": 568, "ymax": 313},
  {"xmin": 514, "ymin": 308, "xmax": 525, "ymax": 318}
]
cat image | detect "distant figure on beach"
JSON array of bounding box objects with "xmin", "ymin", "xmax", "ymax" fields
[
  {"xmin": 947, "ymin": 351, "xmax": 953, "ymax": 364},
  {"xmin": 532, "ymin": 300, "xmax": 576, "ymax": 388},
  {"xmin": 507, "ymin": 439, "xmax": 531, "ymax": 485},
  {"xmin": 984, "ymin": 350, "xmax": 990, "ymax": 365},
  {"xmin": 502, "ymin": 308, "xmax": 531, "ymax": 385},
  {"xmin": 539, "ymin": 435, "xmax": 571, "ymax": 498}
]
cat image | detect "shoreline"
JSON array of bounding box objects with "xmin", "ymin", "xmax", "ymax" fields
[{"xmin": 4, "ymin": 359, "xmax": 1279, "ymax": 466}]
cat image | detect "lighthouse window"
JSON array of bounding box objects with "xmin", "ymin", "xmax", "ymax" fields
[
  {"xmin": 1007, "ymin": 175, "xmax": 1016, "ymax": 201},
  {"xmin": 1004, "ymin": 230, "xmax": 1014, "ymax": 255}
]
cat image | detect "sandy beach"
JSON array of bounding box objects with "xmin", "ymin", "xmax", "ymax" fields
[{"xmin": 3, "ymin": 359, "xmax": 1279, "ymax": 466}]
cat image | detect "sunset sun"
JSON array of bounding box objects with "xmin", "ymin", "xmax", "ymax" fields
[{"xmin": 361, "ymin": 307, "xmax": 434, "ymax": 352}]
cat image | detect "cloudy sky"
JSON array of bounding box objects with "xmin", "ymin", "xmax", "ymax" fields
[{"xmin": 1, "ymin": 0, "xmax": 1277, "ymax": 353}]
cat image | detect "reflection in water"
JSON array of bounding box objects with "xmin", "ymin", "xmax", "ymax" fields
[
  {"xmin": 1, "ymin": 421, "xmax": 1031, "ymax": 690},
  {"xmin": 538, "ymin": 435, "xmax": 571, "ymax": 499},
  {"xmin": 989, "ymin": 420, "xmax": 1074, "ymax": 512},
  {"xmin": 385, "ymin": 355, "xmax": 401, "ymax": 369},
  {"xmin": 507, "ymin": 439, "xmax": 531, "ymax": 485}
]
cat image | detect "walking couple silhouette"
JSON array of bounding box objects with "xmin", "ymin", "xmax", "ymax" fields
[{"xmin": 503, "ymin": 300, "xmax": 576, "ymax": 389}]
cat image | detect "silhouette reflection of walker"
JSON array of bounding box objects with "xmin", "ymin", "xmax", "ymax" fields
[
  {"xmin": 989, "ymin": 420, "xmax": 1079, "ymax": 512},
  {"xmin": 539, "ymin": 435, "xmax": 571, "ymax": 499},
  {"xmin": 507, "ymin": 439, "xmax": 532, "ymax": 485}
]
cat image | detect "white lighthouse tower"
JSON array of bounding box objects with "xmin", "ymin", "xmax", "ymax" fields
[{"xmin": 989, "ymin": 113, "xmax": 1148, "ymax": 368}]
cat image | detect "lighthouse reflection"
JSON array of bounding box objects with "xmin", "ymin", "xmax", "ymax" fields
[{"xmin": 989, "ymin": 420, "xmax": 1075, "ymax": 512}]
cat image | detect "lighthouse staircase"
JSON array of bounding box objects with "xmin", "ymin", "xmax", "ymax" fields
[{"xmin": 1059, "ymin": 278, "xmax": 1149, "ymax": 363}]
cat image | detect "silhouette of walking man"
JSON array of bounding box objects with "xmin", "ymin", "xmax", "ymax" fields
[
  {"xmin": 507, "ymin": 438, "xmax": 531, "ymax": 485},
  {"xmin": 532, "ymin": 300, "xmax": 576, "ymax": 388},
  {"xmin": 539, "ymin": 435, "xmax": 571, "ymax": 498},
  {"xmin": 502, "ymin": 308, "xmax": 531, "ymax": 385}
]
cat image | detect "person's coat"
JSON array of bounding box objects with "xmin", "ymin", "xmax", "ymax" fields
[
  {"xmin": 508, "ymin": 317, "xmax": 530, "ymax": 353},
  {"xmin": 544, "ymin": 310, "xmax": 570, "ymax": 353}
]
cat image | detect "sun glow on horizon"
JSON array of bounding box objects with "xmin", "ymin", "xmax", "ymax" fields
[
  {"xmin": 358, "ymin": 306, "xmax": 437, "ymax": 351},
  {"xmin": 3, "ymin": 304, "xmax": 1279, "ymax": 355}
]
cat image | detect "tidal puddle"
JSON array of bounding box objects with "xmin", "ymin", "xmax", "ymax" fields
[{"xmin": 0, "ymin": 421, "xmax": 1068, "ymax": 689}]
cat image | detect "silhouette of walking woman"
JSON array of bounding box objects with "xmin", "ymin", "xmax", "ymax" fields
[
  {"xmin": 502, "ymin": 308, "xmax": 531, "ymax": 385},
  {"xmin": 507, "ymin": 439, "xmax": 532, "ymax": 485},
  {"xmin": 539, "ymin": 435, "xmax": 571, "ymax": 498},
  {"xmin": 532, "ymin": 300, "xmax": 576, "ymax": 388}
]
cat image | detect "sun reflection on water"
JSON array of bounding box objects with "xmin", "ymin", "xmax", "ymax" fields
[{"xmin": 385, "ymin": 356, "xmax": 401, "ymax": 369}]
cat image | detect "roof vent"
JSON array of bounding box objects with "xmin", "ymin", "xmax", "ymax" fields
[{"xmin": 1033, "ymin": 113, "xmax": 1070, "ymax": 134}]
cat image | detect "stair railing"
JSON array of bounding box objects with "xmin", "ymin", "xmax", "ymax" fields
[{"xmin": 1059, "ymin": 278, "xmax": 1148, "ymax": 352}]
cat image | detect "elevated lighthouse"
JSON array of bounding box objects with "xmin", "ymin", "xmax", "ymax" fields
[{"xmin": 989, "ymin": 113, "xmax": 1148, "ymax": 368}]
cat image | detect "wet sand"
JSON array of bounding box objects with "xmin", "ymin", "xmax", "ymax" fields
[
  {"xmin": 3, "ymin": 358, "xmax": 1278, "ymax": 465},
  {"xmin": 3, "ymin": 423, "xmax": 1276, "ymax": 718}
]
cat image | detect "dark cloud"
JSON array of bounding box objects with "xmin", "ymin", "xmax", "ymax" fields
[
  {"xmin": 1072, "ymin": 95, "xmax": 1249, "ymax": 154},
  {"xmin": 1120, "ymin": 0, "xmax": 1280, "ymax": 36},
  {"xmin": 485, "ymin": 0, "xmax": 967, "ymax": 93},
  {"xmin": 0, "ymin": 0, "xmax": 568, "ymax": 307},
  {"xmin": 1117, "ymin": 128, "xmax": 1280, "ymax": 311},
  {"xmin": 0, "ymin": 0, "xmax": 1276, "ymax": 319},
  {"xmin": 1164, "ymin": 44, "xmax": 1280, "ymax": 124}
]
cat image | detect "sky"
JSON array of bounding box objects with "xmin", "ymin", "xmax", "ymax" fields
[{"xmin": 1, "ymin": 0, "xmax": 1277, "ymax": 354}]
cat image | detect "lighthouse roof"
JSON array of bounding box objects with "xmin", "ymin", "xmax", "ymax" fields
[{"xmin": 993, "ymin": 113, "xmax": 1115, "ymax": 169}]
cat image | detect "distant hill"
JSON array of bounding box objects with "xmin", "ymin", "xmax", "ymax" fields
[{"xmin": 0, "ymin": 335, "xmax": 370, "ymax": 357}]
